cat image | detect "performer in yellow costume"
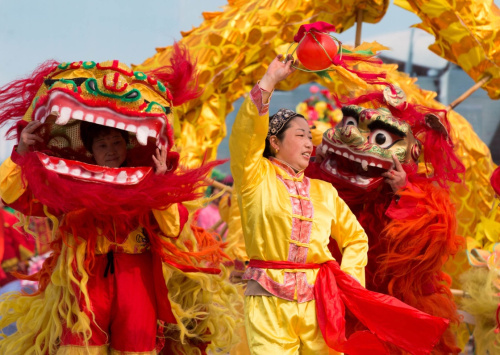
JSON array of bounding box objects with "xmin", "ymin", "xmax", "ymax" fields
[
  {"xmin": 230, "ymin": 55, "xmax": 364, "ymax": 355},
  {"xmin": 230, "ymin": 55, "xmax": 451, "ymax": 355}
]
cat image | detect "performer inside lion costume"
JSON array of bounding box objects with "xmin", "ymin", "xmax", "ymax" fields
[
  {"xmin": 308, "ymin": 85, "xmax": 465, "ymax": 354},
  {"xmin": 0, "ymin": 45, "xmax": 241, "ymax": 355}
]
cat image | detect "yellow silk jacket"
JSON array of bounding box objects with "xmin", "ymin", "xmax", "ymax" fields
[
  {"xmin": 229, "ymin": 84, "xmax": 368, "ymax": 302},
  {"xmin": 0, "ymin": 157, "xmax": 183, "ymax": 254}
]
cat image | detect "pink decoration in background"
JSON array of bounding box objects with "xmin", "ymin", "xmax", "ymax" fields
[{"xmin": 310, "ymin": 85, "xmax": 320, "ymax": 94}]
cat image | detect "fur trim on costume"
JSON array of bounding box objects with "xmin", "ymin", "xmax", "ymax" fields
[
  {"xmin": 376, "ymin": 181, "xmax": 464, "ymax": 354},
  {"xmin": 0, "ymin": 237, "xmax": 92, "ymax": 354},
  {"xmin": 15, "ymin": 152, "xmax": 224, "ymax": 269},
  {"xmin": 158, "ymin": 216, "xmax": 242, "ymax": 354},
  {"xmin": 162, "ymin": 264, "xmax": 243, "ymax": 354},
  {"xmin": 0, "ymin": 60, "xmax": 59, "ymax": 139}
]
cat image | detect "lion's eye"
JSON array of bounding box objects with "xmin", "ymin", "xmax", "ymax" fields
[
  {"xmin": 124, "ymin": 90, "xmax": 139, "ymax": 99},
  {"xmin": 369, "ymin": 129, "xmax": 393, "ymax": 148},
  {"xmin": 87, "ymin": 79, "xmax": 97, "ymax": 91},
  {"xmin": 344, "ymin": 117, "xmax": 357, "ymax": 127}
]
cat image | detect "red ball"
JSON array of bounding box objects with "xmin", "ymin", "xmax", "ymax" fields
[
  {"xmin": 492, "ymin": 166, "xmax": 500, "ymax": 196},
  {"xmin": 296, "ymin": 31, "xmax": 338, "ymax": 71}
]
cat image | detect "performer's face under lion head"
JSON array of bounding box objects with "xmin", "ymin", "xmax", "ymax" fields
[
  {"xmin": 22, "ymin": 60, "xmax": 176, "ymax": 186},
  {"xmin": 319, "ymin": 103, "xmax": 420, "ymax": 190}
]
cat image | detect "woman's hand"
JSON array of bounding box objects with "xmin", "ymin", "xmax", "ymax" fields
[
  {"xmin": 152, "ymin": 146, "xmax": 168, "ymax": 175},
  {"xmin": 259, "ymin": 54, "xmax": 298, "ymax": 92},
  {"xmin": 382, "ymin": 154, "xmax": 407, "ymax": 193},
  {"xmin": 17, "ymin": 121, "xmax": 43, "ymax": 156}
]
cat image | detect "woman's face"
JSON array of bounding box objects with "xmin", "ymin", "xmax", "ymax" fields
[
  {"xmin": 91, "ymin": 129, "xmax": 127, "ymax": 168},
  {"xmin": 274, "ymin": 117, "xmax": 313, "ymax": 171}
]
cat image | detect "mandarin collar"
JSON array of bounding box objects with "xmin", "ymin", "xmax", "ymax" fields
[{"xmin": 269, "ymin": 157, "xmax": 305, "ymax": 179}]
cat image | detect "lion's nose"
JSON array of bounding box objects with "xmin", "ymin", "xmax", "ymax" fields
[
  {"xmin": 338, "ymin": 125, "xmax": 367, "ymax": 145},
  {"xmin": 103, "ymin": 73, "xmax": 129, "ymax": 93}
]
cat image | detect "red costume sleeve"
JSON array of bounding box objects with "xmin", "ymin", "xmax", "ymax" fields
[{"xmin": 0, "ymin": 148, "xmax": 46, "ymax": 217}]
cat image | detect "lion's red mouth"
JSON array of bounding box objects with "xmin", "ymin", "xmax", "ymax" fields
[
  {"xmin": 29, "ymin": 89, "xmax": 169, "ymax": 185},
  {"xmin": 319, "ymin": 140, "xmax": 393, "ymax": 189},
  {"xmin": 34, "ymin": 89, "xmax": 168, "ymax": 147},
  {"xmin": 37, "ymin": 152, "xmax": 152, "ymax": 185}
]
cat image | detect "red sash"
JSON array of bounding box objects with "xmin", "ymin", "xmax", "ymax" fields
[{"xmin": 248, "ymin": 259, "xmax": 448, "ymax": 355}]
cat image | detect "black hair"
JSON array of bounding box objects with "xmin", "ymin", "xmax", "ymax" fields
[
  {"xmin": 263, "ymin": 114, "xmax": 305, "ymax": 158},
  {"xmin": 80, "ymin": 121, "xmax": 129, "ymax": 154}
]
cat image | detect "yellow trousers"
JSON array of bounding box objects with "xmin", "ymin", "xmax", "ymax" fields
[{"xmin": 244, "ymin": 296, "xmax": 340, "ymax": 355}]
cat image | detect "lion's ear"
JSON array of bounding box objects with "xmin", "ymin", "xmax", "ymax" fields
[{"xmin": 425, "ymin": 113, "xmax": 449, "ymax": 140}]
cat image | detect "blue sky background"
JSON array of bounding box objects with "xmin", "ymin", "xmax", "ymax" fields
[{"xmin": 0, "ymin": 0, "xmax": 430, "ymax": 86}]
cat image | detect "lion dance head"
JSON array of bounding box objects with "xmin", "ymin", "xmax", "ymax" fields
[
  {"xmin": 317, "ymin": 85, "xmax": 464, "ymax": 194},
  {"xmin": 0, "ymin": 44, "xmax": 211, "ymax": 220}
]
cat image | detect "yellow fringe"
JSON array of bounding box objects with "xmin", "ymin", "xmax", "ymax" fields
[
  {"xmin": 460, "ymin": 267, "xmax": 500, "ymax": 354},
  {"xmin": 0, "ymin": 209, "xmax": 242, "ymax": 354},
  {"xmin": 162, "ymin": 264, "xmax": 244, "ymax": 355},
  {"xmin": 158, "ymin": 207, "xmax": 244, "ymax": 354},
  {"xmin": 0, "ymin": 236, "xmax": 94, "ymax": 355}
]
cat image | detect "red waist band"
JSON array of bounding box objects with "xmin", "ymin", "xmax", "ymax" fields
[
  {"xmin": 248, "ymin": 259, "xmax": 321, "ymax": 270},
  {"xmin": 249, "ymin": 258, "xmax": 448, "ymax": 355}
]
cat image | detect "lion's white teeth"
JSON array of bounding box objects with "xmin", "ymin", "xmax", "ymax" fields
[
  {"xmin": 106, "ymin": 119, "xmax": 116, "ymax": 128},
  {"xmin": 116, "ymin": 171, "xmax": 128, "ymax": 183},
  {"xmin": 136, "ymin": 126, "xmax": 149, "ymax": 146},
  {"xmin": 56, "ymin": 107, "xmax": 71, "ymax": 125},
  {"xmin": 149, "ymin": 129, "xmax": 158, "ymax": 138},
  {"xmin": 72, "ymin": 110, "xmax": 84, "ymax": 120},
  {"xmin": 361, "ymin": 160, "xmax": 368, "ymax": 171},
  {"xmin": 70, "ymin": 168, "xmax": 82, "ymax": 177},
  {"xmin": 56, "ymin": 160, "xmax": 69, "ymax": 173},
  {"xmin": 126, "ymin": 124, "xmax": 137, "ymax": 133},
  {"xmin": 356, "ymin": 175, "xmax": 370, "ymax": 185},
  {"xmin": 84, "ymin": 113, "xmax": 94, "ymax": 123}
]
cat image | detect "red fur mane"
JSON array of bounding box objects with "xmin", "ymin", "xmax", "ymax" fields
[
  {"xmin": 146, "ymin": 43, "xmax": 202, "ymax": 106},
  {"xmin": 0, "ymin": 60, "xmax": 59, "ymax": 140}
]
